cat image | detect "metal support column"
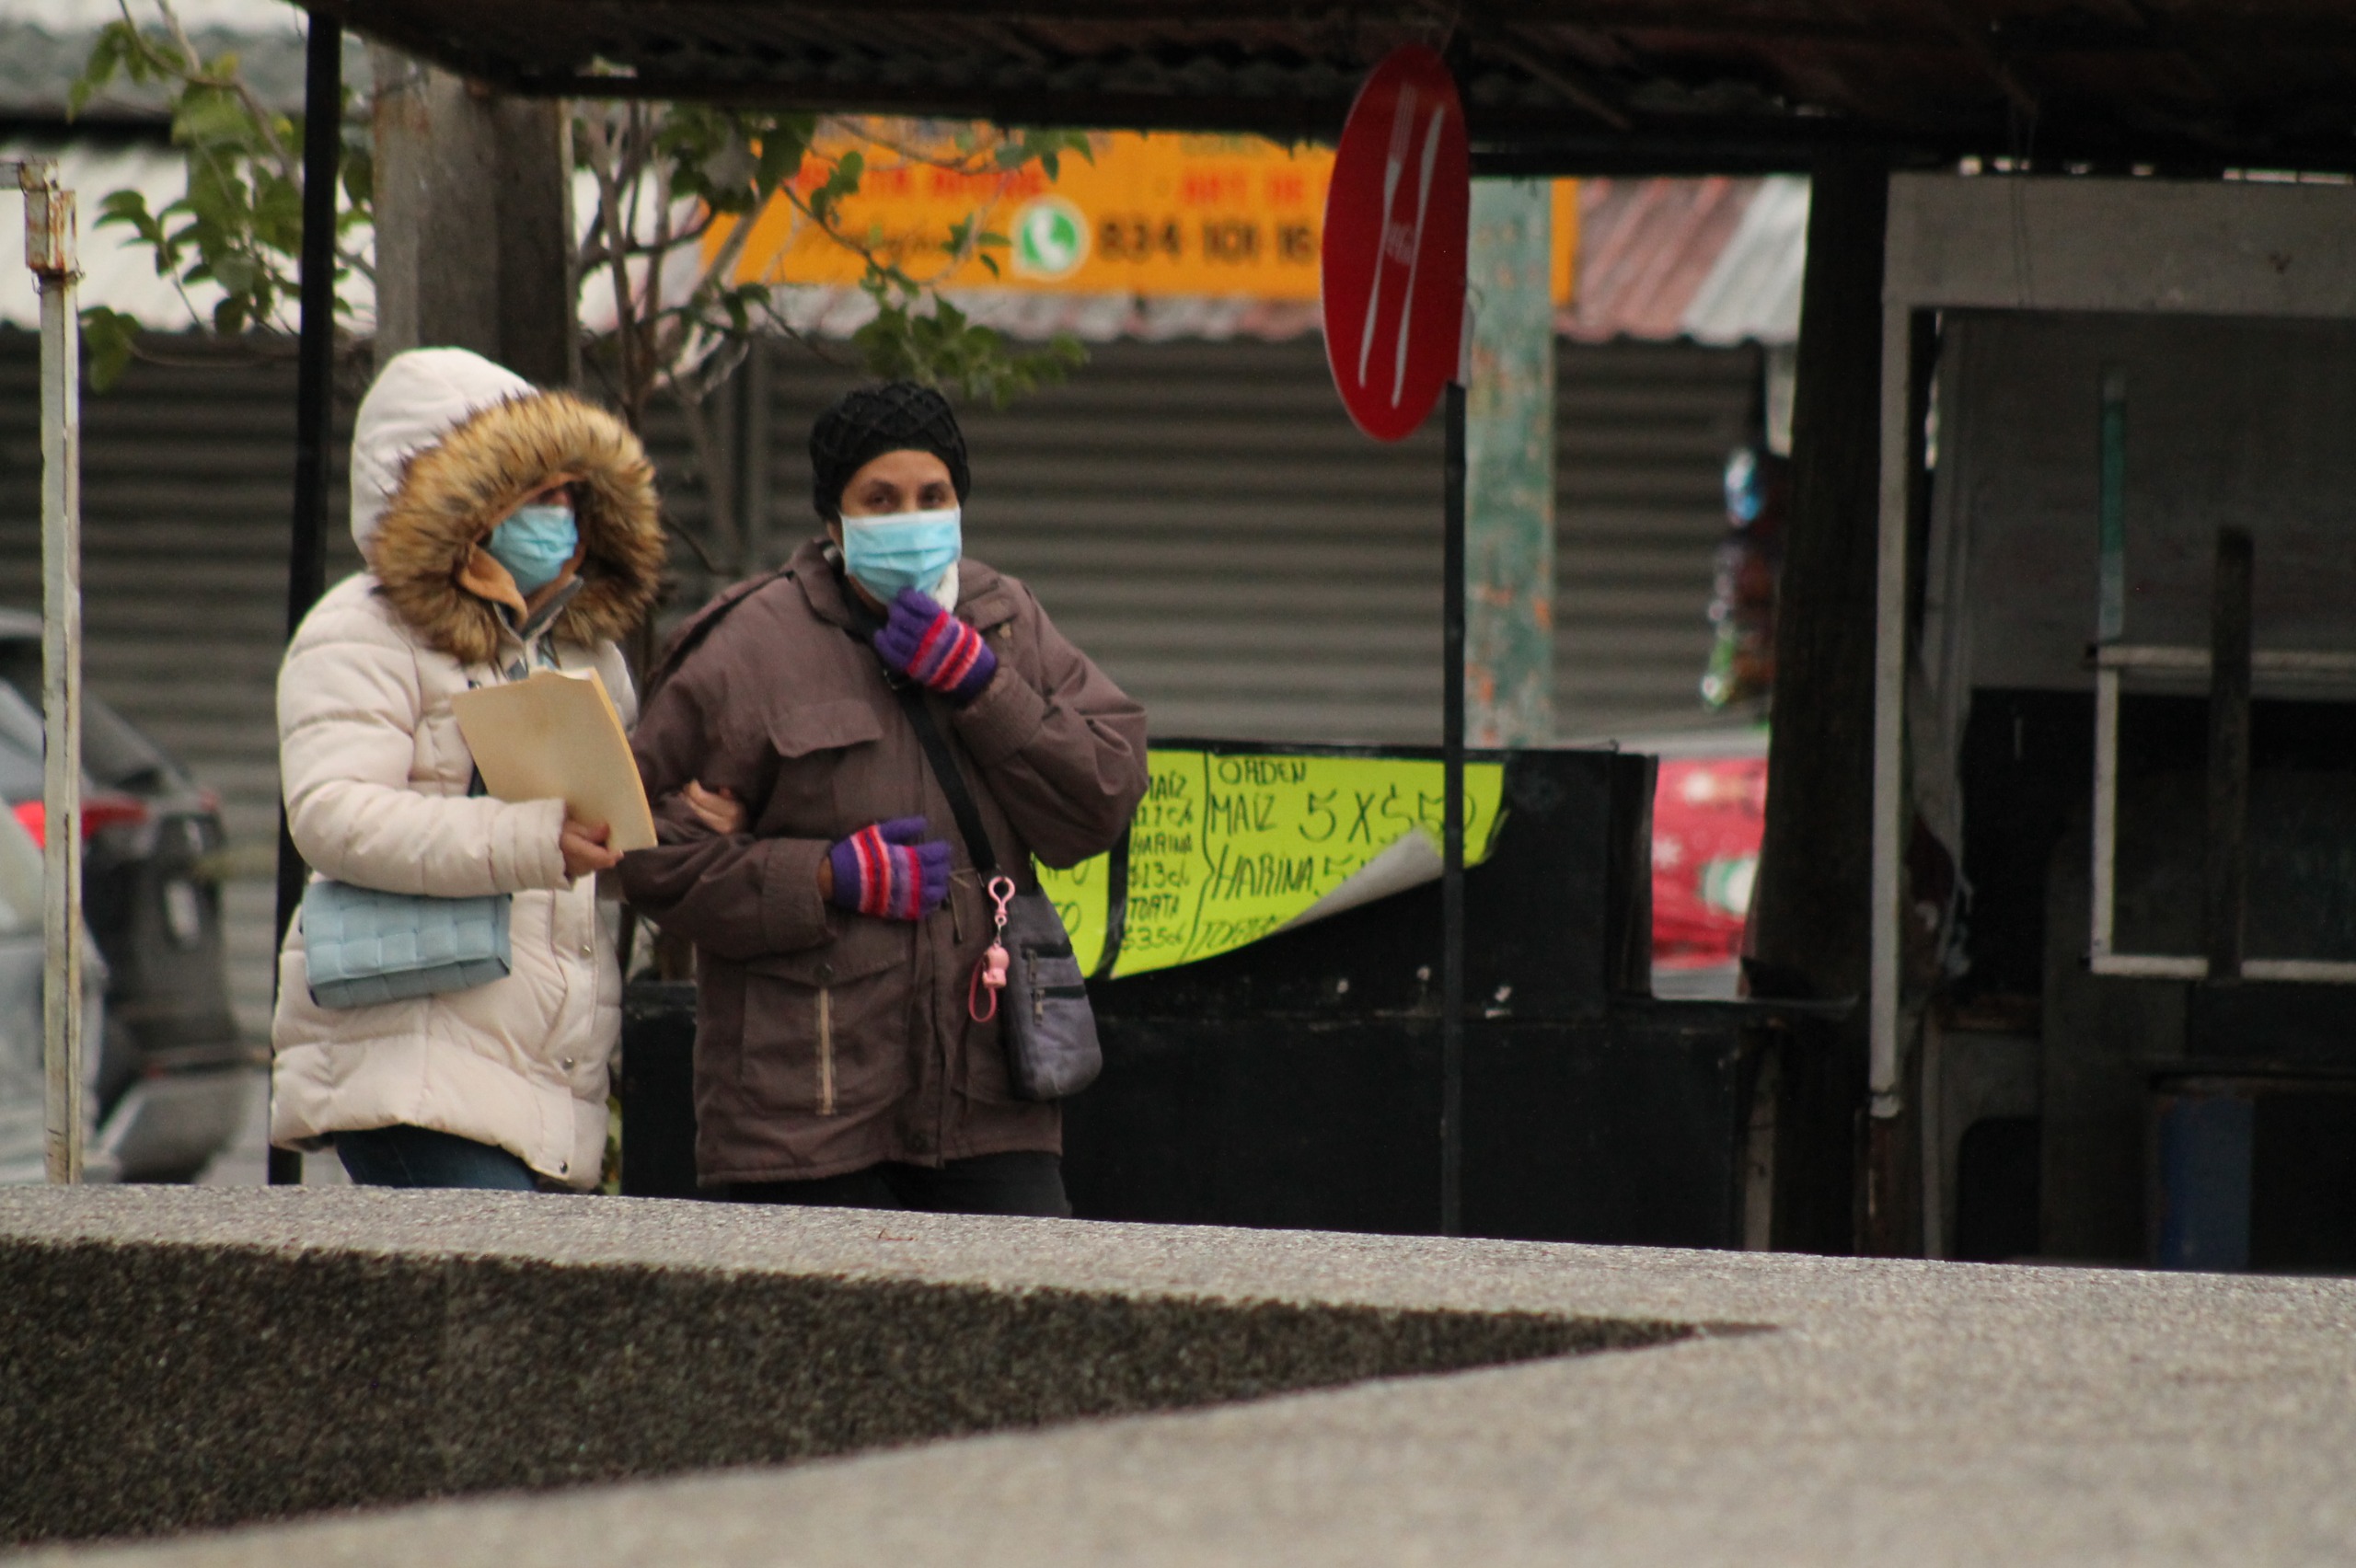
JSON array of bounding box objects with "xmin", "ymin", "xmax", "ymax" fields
[
  {"xmin": 1463, "ymin": 178, "xmax": 1555, "ymax": 747},
  {"xmin": 1867, "ymin": 301, "xmax": 1912, "ymax": 1127},
  {"xmin": 269, "ymin": 14, "xmax": 343, "ymax": 1185},
  {"xmin": 2204, "ymin": 527, "xmax": 2254, "ymax": 983}
]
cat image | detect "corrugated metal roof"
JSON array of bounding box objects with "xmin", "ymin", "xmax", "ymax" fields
[
  {"xmin": 1563, "ymin": 176, "xmax": 1807, "ymax": 348},
  {"xmin": 1680, "ymin": 178, "xmax": 1809, "ymax": 348},
  {"xmin": 306, "ymin": 0, "xmax": 2356, "ymax": 172},
  {"xmin": 1563, "ymin": 178, "xmax": 1754, "ymax": 344}
]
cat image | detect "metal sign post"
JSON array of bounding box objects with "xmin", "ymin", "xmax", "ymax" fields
[
  {"xmin": 6, "ymin": 159, "xmax": 86, "ymax": 1184},
  {"xmin": 1438, "ymin": 378, "xmax": 1467, "ymax": 1235},
  {"xmin": 1320, "ymin": 45, "xmax": 1471, "ymax": 1234}
]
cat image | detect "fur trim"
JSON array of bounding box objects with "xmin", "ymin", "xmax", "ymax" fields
[{"xmin": 369, "ymin": 391, "xmax": 665, "ymax": 666}]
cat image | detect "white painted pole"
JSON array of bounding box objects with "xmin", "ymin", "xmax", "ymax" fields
[{"xmin": 13, "ymin": 160, "xmax": 86, "ymax": 1184}]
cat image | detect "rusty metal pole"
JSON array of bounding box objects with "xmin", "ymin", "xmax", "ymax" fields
[{"xmin": 9, "ymin": 159, "xmax": 87, "ymax": 1184}]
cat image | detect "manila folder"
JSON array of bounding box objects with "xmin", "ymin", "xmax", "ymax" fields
[{"xmin": 449, "ymin": 668, "xmax": 656, "ymax": 852}]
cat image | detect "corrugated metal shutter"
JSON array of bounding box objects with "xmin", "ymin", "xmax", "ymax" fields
[
  {"xmin": 1557, "ymin": 340, "xmax": 1761, "ymax": 740},
  {"xmin": 0, "ymin": 331, "xmax": 362, "ymax": 1037},
  {"xmin": 754, "ymin": 339, "xmax": 1449, "ymax": 744},
  {"xmin": 0, "ymin": 329, "xmax": 1751, "ymax": 1040},
  {"xmin": 752, "ymin": 336, "xmax": 1756, "ymax": 745}
]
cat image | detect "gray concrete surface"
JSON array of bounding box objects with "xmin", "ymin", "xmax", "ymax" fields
[
  {"xmin": 7, "ymin": 1185, "xmax": 2356, "ymax": 1566},
  {"xmin": 0, "ymin": 1187, "xmax": 1704, "ymax": 1545}
]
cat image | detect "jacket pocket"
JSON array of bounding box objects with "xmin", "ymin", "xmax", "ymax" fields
[
  {"xmin": 738, "ymin": 922, "xmax": 911, "ymax": 1116},
  {"xmin": 766, "ymin": 698, "xmax": 884, "ymax": 758},
  {"xmin": 745, "ymin": 698, "xmax": 886, "ymax": 836}
]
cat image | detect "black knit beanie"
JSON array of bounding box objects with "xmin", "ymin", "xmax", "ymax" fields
[{"xmin": 808, "ymin": 382, "xmax": 971, "ymax": 521}]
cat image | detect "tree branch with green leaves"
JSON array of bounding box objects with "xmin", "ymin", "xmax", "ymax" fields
[
  {"xmin": 70, "ymin": 0, "xmax": 1092, "ymax": 445},
  {"xmin": 70, "ymin": 0, "xmax": 372, "ymax": 386}
]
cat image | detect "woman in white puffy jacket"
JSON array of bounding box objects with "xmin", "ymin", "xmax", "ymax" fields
[{"xmin": 271, "ymin": 348, "xmax": 665, "ymax": 1190}]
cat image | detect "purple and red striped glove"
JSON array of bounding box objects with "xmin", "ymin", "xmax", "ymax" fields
[
  {"xmin": 826, "ymin": 816, "xmax": 951, "ymax": 921},
  {"xmin": 874, "ymin": 588, "xmax": 997, "ymax": 703}
]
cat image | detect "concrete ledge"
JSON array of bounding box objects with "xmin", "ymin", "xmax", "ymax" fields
[
  {"xmin": 15, "ymin": 1189, "xmax": 2356, "ymax": 1567},
  {"xmin": 0, "ymin": 1189, "xmax": 1723, "ymax": 1546}
]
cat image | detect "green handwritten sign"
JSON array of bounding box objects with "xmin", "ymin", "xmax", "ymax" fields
[{"xmin": 1034, "ymin": 748, "xmax": 1507, "ymax": 979}]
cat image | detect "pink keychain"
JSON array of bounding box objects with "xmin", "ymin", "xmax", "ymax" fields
[{"xmin": 969, "ymin": 874, "xmax": 1017, "ymax": 1021}]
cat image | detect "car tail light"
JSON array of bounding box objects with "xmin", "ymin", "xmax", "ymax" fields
[{"xmin": 12, "ymin": 792, "xmax": 153, "ymax": 847}]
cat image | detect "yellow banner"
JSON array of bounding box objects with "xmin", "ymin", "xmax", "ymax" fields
[
  {"xmin": 1035, "ymin": 748, "xmax": 1507, "ymax": 979},
  {"xmin": 722, "ymin": 127, "xmax": 1577, "ymax": 303}
]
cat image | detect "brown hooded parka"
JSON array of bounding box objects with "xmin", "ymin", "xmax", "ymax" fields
[{"xmin": 620, "ymin": 537, "xmax": 1148, "ymax": 1187}]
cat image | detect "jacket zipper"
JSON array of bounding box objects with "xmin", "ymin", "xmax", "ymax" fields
[{"xmin": 815, "ymin": 986, "xmax": 836, "ymax": 1115}]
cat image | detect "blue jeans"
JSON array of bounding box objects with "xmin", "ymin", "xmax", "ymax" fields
[{"xmin": 336, "ymin": 1124, "xmax": 538, "ymax": 1191}]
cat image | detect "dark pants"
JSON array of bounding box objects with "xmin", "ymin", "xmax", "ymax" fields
[
  {"xmin": 731, "ymin": 1150, "xmax": 1071, "ymax": 1217},
  {"xmin": 336, "ymin": 1124, "xmax": 539, "ymax": 1191}
]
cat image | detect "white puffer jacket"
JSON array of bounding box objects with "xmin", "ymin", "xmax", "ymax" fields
[{"xmin": 271, "ymin": 349, "xmax": 665, "ymax": 1187}]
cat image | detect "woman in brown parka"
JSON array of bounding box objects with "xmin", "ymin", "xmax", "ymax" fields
[{"xmin": 619, "ymin": 383, "xmax": 1148, "ymax": 1216}]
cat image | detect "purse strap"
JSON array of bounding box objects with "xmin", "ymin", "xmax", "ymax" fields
[
  {"xmin": 830, "ymin": 570, "xmax": 1003, "ymax": 879},
  {"xmin": 892, "ymin": 681, "xmax": 1001, "ymax": 878},
  {"xmin": 645, "ymin": 562, "xmax": 797, "ymax": 704}
]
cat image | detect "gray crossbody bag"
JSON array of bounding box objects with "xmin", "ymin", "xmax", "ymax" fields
[{"xmin": 893, "ymin": 681, "xmax": 1103, "ymax": 1101}]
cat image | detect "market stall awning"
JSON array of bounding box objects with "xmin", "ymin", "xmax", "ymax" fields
[{"xmin": 298, "ymin": 1, "xmax": 2356, "ymax": 174}]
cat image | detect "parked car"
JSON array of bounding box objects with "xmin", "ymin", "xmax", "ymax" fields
[
  {"xmin": 0, "ymin": 788, "xmax": 111, "ymax": 1183},
  {"xmin": 0, "ymin": 611, "xmax": 248, "ymax": 1180},
  {"xmin": 1638, "ymin": 723, "xmax": 1769, "ymax": 1001}
]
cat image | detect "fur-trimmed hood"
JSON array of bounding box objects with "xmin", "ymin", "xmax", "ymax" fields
[{"xmin": 351, "ymin": 348, "xmax": 664, "ymax": 666}]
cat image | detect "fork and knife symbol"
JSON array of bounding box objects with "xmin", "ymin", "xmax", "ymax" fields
[{"xmin": 1353, "ymin": 84, "xmax": 1451, "ymax": 409}]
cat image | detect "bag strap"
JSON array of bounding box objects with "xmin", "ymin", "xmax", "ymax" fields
[
  {"xmin": 893, "ymin": 681, "xmax": 1000, "ymax": 877},
  {"xmin": 830, "ymin": 570, "xmax": 1002, "ymax": 877},
  {"xmin": 643, "ymin": 562, "xmax": 796, "ymax": 704}
]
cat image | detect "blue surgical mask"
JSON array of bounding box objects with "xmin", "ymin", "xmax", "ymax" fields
[
  {"xmin": 486, "ymin": 503, "xmax": 579, "ymax": 594},
  {"xmin": 840, "ymin": 506, "xmax": 962, "ymax": 602}
]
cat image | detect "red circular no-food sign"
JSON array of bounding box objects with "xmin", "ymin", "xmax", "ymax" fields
[{"xmin": 1321, "ymin": 45, "xmax": 1470, "ymax": 444}]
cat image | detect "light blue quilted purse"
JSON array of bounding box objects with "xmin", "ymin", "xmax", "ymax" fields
[{"xmin": 301, "ymin": 880, "xmax": 513, "ymax": 1009}]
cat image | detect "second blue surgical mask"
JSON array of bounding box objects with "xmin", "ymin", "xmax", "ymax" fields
[
  {"xmin": 487, "ymin": 503, "xmax": 580, "ymax": 594},
  {"xmin": 841, "ymin": 506, "xmax": 963, "ymax": 603}
]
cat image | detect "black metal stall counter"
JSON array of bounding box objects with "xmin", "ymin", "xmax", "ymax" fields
[{"xmin": 627, "ymin": 744, "xmax": 1817, "ymax": 1251}]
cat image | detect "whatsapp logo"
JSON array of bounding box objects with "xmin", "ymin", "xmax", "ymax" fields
[{"xmin": 1012, "ymin": 197, "xmax": 1089, "ymax": 279}]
